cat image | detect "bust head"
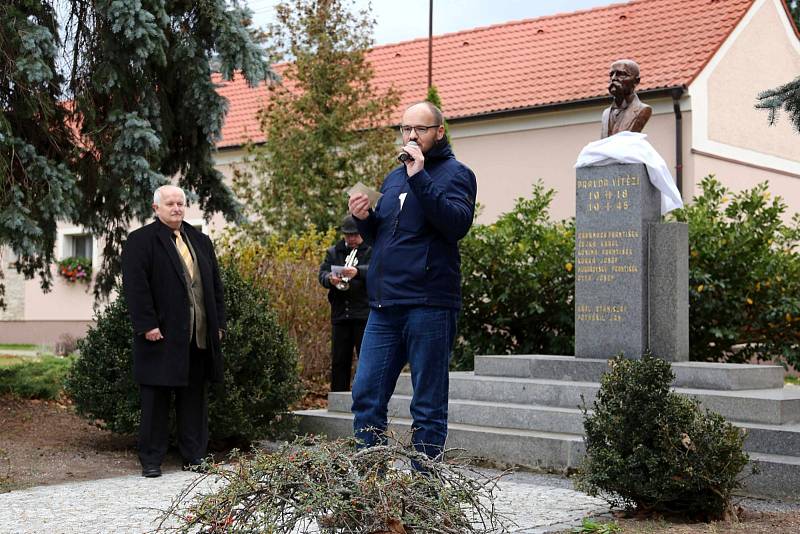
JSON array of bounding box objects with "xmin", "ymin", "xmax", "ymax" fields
[
  {"xmin": 601, "ymin": 59, "xmax": 652, "ymax": 138},
  {"xmin": 608, "ymin": 59, "xmax": 641, "ymax": 103}
]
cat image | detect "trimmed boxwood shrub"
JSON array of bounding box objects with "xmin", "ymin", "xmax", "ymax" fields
[
  {"xmin": 576, "ymin": 354, "xmax": 751, "ymax": 519},
  {"xmin": 65, "ymin": 257, "xmax": 302, "ymax": 444}
]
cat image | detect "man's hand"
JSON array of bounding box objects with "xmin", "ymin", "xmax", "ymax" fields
[
  {"xmin": 402, "ymin": 142, "xmax": 424, "ymax": 177},
  {"xmin": 145, "ymin": 328, "xmax": 163, "ymax": 341},
  {"xmin": 329, "ymin": 273, "xmax": 342, "ymax": 286},
  {"xmin": 341, "ymin": 266, "xmax": 357, "ymax": 279},
  {"xmin": 349, "ymin": 193, "xmax": 370, "ymax": 220}
]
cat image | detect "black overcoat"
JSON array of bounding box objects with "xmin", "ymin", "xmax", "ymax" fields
[
  {"xmin": 121, "ymin": 219, "xmax": 226, "ymax": 386},
  {"xmin": 318, "ymin": 240, "xmax": 371, "ymax": 323}
]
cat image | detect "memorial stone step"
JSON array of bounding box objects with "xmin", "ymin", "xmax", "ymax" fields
[
  {"xmin": 474, "ymin": 354, "xmax": 785, "ymax": 390},
  {"xmin": 326, "ymin": 392, "xmax": 587, "ymax": 435},
  {"xmin": 392, "ymin": 373, "xmax": 800, "ymax": 425},
  {"xmin": 326, "ymin": 392, "xmax": 800, "ymax": 457},
  {"xmin": 295, "ymin": 409, "xmax": 585, "ymax": 470}
]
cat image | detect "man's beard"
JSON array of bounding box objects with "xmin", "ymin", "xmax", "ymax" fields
[{"xmin": 424, "ymin": 136, "xmax": 448, "ymax": 155}]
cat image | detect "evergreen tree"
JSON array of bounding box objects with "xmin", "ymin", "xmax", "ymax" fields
[
  {"xmin": 0, "ymin": 0, "xmax": 271, "ymax": 304},
  {"xmin": 235, "ymin": 0, "xmax": 399, "ymax": 238},
  {"xmin": 755, "ymin": 0, "xmax": 800, "ymax": 132},
  {"xmin": 426, "ymin": 84, "xmax": 450, "ymax": 140}
]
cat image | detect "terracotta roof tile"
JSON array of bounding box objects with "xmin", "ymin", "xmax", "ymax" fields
[{"xmin": 216, "ymin": 0, "xmax": 755, "ymax": 148}]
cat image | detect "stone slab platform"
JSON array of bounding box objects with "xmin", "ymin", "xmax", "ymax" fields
[
  {"xmin": 475, "ymin": 355, "xmax": 785, "ymax": 390},
  {"xmin": 327, "ymin": 393, "xmax": 800, "ymax": 457},
  {"xmin": 391, "ymin": 373, "xmax": 800, "ymax": 425},
  {"xmin": 296, "ymin": 409, "xmax": 585, "ymax": 470}
]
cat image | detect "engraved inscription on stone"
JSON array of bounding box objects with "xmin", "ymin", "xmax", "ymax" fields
[{"xmin": 574, "ymin": 163, "xmax": 660, "ymax": 359}]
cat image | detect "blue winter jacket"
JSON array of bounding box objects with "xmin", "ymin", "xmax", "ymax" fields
[{"xmin": 356, "ymin": 139, "xmax": 477, "ymax": 310}]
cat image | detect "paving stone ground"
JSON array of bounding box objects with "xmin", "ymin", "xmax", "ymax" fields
[{"xmin": 0, "ymin": 468, "xmax": 608, "ymax": 533}]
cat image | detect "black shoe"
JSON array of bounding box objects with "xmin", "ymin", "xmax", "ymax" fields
[
  {"xmin": 142, "ymin": 465, "xmax": 162, "ymax": 478},
  {"xmin": 182, "ymin": 458, "xmax": 209, "ymax": 473}
]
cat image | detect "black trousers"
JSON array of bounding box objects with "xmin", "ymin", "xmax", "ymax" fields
[
  {"xmin": 138, "ymin": 342, "xmax": 209, "ymax": 467},
  {"xmin": 330, "ymin": 319, "xmax": 367, "ymax": 392}
]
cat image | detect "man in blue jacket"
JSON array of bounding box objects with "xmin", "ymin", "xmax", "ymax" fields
[{"xmin": 348, "ymin": 101, "xmax": 477, "ymax": 460}]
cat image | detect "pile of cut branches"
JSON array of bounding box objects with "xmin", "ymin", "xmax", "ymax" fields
[{"xmin": 157, "ymin": 435, "xmax": 509, "ymax": 533}]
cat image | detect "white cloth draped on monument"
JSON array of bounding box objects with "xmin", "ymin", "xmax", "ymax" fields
[{"xmin": 574, "ymin": 131, "xmax": 684, "ymax": 215}]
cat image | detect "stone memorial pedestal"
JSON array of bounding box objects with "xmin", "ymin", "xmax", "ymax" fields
[{"xmin": 575, "ymin": 162, "xmax": 688, "ymax": 361}]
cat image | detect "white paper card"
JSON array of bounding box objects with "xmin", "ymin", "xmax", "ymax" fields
[{"xmin": 347, "ymin": 181, "xmax": 383, "ymax": 209}]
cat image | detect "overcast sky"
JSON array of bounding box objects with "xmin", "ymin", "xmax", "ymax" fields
[{"xmin": 246, "ymin": 0, "xmax": 623, "ymax": 46}]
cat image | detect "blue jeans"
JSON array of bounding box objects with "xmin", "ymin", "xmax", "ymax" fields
[{"xmin": 351, "ymin": 305, "xmax": 458, "ymax": 459}]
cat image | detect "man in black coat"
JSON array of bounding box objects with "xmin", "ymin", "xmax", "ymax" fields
[
  {"xmin": 121, "ymin": 185, "xmax": 226, "ymax": 478},
  {"xmin": 318, "ymin": 215, "xmax": 371, "ymax": 392}
]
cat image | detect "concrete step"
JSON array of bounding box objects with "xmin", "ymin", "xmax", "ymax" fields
[
  {"xmin": 395, "ymin": 372, "xmax": 598, "ymax": 410},
  {"xmin": 294, "ymin": 409, "xmax": 585, "ymax": 470},
  {"xmin": 328, "ymin": 393, "xmax": 800, "ymax": 455},
  {"xmin": 392, "ymin": 373, "xmax": 800, "ymax": 425},
  {"xmin": 475, "ymin": 355, "xmax": 785, "ymax": 391},
  {"xmin": 294, "ymin": 409, "xmax": 800, "ymax": 500},
  {"xmin": 327, "ymin": 392, "xmax": 587, "ymax": 435},
  {"xmin": 746, "ymin": 452, "xmax": 800, "ymax": 500},
  {"xmin": 740, "ymin": 422, "xmax": 800, "ymax": 457}
]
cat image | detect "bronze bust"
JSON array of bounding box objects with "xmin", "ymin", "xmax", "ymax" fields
[{"xmin": 601, "ymin": 59, "xmax": 652, "ymax": 138}]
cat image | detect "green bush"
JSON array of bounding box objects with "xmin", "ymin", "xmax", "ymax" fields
[
  {"xmin": 0, "ymin": 356, "xmax": 72, "ymax": 400},
  {"xmin": 576, "ymin": 354, "xmax": 750, "ymax": 519},
  {"xmin": 65, "ymin": 258, "xmax": 302, "ymax": 444},
  {"xmin": 670, "ymin": 176, "xmax": 800, "ymax": 365},
  {"xmin": 455, "ymin": 183, "xmax": 574, "ymax": 370},
  {"xmin": 219, "ymin": 226, "xmax": 336, "ymax": 379}
]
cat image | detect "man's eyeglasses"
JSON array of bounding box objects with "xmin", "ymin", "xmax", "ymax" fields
[{"xmin": 399, "ymin": 125, "xmax": 440, "ymax": 135}]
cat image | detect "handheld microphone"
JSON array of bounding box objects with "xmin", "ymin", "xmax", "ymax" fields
[{"xmin": 397, "ymin": 140, "xmax": 418, "ymax": 163}]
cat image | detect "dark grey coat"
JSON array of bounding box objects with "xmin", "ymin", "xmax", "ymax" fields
[{"xmin": 121, "ymin": 219, "xmax": 226, "ymax": 386}]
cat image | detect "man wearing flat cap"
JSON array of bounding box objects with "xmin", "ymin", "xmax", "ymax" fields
[{"xmin": 318, "ymin": 215, "xmax": 371, "ymax": 391}]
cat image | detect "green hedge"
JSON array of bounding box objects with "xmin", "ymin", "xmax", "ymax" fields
[
  {"xmin": 65, "ymin": 257, "xmax": 302, "ymax": 444},
  {"xmin": 454, "ymin": 183, "xmax": 574, "ymax": 370},
  {"xmin": 669, "ymin": 176, "xmax": 800, "ymax": 364}
]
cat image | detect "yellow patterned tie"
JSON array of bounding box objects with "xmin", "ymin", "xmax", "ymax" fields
[{"xmin": 174, "ymin": 231, "xmax": 193, "ymax": 280}]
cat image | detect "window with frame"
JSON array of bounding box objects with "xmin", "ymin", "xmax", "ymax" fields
[{"xmin": 66, "ymin": 234, "xmax": 93, "ymax": 259}]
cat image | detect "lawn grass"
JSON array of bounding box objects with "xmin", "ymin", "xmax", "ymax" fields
[
  {"xmin": 0, "ymin": 355, "xmax": 35, "ymax": 368},
  {"xmin": 786, "ymin": 375, "xmax": 800, "ymax": 386},
  {"xmin": 0, "ymin": 355, "xmax": 73, "ymax": 400}
]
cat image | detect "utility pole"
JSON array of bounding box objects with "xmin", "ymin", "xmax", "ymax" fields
[{"xmin": 427, "ymin": 0, "xmax": 433, "ymax": 89}]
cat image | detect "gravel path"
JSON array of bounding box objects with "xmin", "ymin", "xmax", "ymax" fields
[{"xmin": 0, "ymin": 467, "xmax": 608, "ymax": 533}]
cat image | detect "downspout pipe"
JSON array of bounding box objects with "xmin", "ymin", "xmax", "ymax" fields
[{"xmin": 671, "ymin": 86, "xmax": 685, "ymax": 196}]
